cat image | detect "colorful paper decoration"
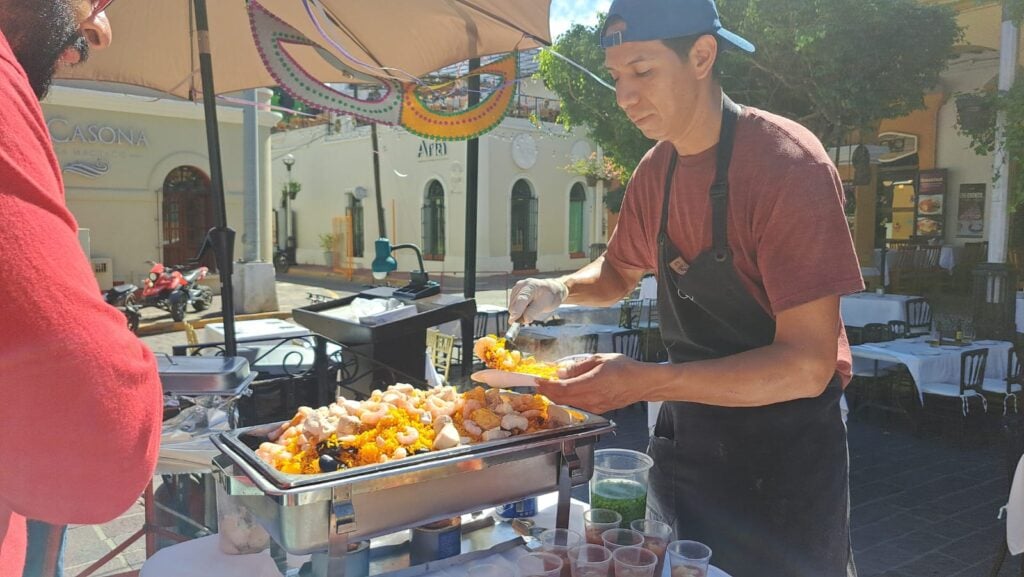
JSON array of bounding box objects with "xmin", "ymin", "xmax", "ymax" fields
[{"xmin": 248, "ymin": 1, "xmax": 518, "ymax": 141}]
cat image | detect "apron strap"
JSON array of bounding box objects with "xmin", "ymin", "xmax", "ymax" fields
[
  {"xmin": 657, "ymin": 95, "xmax": 742, "ymax": 259},
  {"xmin": 711, "ymin": 96, "xmax": 741, "ymax": 261}
]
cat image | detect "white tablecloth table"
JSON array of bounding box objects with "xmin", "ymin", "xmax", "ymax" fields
[
  {"xmin": 551, "ymin": 302, "xmax": 623, "ymax": 326},
  {"xmin": 840, "ymin": 293, "xmax": 920, "ymax": 328},
  {"xmin": 851, "ymin": 336, "xmax": 1012, "ymax": 404},
  {"xmin": 204, "ymin": 318, "xmax": 311, "ymax": 346},
  {"xmin": 938, "ymin": 245, "xmax": 961, "ymax": 272},
  {"xmin": 141, "ymin": 490, "xmax": 732, "ymax": 577}
]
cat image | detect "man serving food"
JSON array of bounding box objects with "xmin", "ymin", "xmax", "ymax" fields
[{"xmin": 508, "ymin": 0, "xmax": 863, "ymax": 574}]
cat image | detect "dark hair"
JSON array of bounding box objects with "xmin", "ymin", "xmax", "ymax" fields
[{"xmin": 662, "ymin": 34, "xmax": 721, "ymax": 78}]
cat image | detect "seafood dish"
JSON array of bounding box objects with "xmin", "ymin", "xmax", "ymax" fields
[
  {"xmin": 474, "ymin": 335, "xmax": 560, "ymax": 378},
  {"xmin": 255, "ymin": 383, "xmax": 582, "ymax": 474}
]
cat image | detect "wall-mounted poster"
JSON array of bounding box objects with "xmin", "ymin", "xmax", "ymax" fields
[
  {"xmin": 915, "ymin": 169, "xmax": 947, "ymax": 237},
  {"xmin": 957, "ymin": 183, "xmax": 986, "ymax": 238}
]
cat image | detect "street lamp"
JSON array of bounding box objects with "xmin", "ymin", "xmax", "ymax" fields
[{"xmin": 282, "ymin": 154, "xmax": 295, "ymax": 265}]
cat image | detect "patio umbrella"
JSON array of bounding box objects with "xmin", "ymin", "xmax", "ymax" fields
[{"xmin": 58, "ymin": 0, "xmax": 552, "ymax": 355}]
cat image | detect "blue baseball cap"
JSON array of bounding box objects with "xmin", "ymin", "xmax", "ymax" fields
[{"xmin": 601, "ymin": 0, "xmax": 755, "ymax": 53}]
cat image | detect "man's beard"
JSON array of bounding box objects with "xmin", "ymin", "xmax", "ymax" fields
[{"xmin": 0, "ymin": 0, "xmax": 89, "ymax": 99}]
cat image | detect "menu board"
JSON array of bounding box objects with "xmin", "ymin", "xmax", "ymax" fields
[
  {"xmin": 915, "ymin": 169, "xmax": 946, "ymax": 238},
  {"xmin": 957, "ymin": 183, "xmax": 986, "ymax": 238}
]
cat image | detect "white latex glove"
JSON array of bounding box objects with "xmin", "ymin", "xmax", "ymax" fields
[{"xmin": 508, "ymin": 278, "xmax": 569, "ymax": 324}]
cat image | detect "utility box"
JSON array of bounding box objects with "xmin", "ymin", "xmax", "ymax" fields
[{"xmin": 91, "ymin": 257, "xmax": 114, "ymax": 291}]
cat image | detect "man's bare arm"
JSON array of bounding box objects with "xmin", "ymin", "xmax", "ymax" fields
[{"xmin": 561, "ymin": 255, "xmax": 648, "ymax": 307}]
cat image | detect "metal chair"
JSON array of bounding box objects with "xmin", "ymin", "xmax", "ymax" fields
[
  {"xmin": 983, "ymin": 346, "xmax": 1024, "ymax": 415},
  {"xmin": 887, "ymin": 319, "xmax": 910, "ymax": 339},
  {"xmin": 618, "ymin": 298, "xmax": 643, "ymax": 329},
  {"xmin": 904, "ymin": 298, "xmax": 932, "ymax": 337},
  {"xmin": 917, "ymin": 348, "xmax": 989, "ymax": 438},
  {"xmin": 862, "ymin": 323, "xmax": 894, "ymax": 343},
  {"xmin": 580, "ymin": 334, "xmax": 599, "ymax": 355},
  {"xmin": 612, "ymin": 329, "xmax": 642, "ymax": 360}
]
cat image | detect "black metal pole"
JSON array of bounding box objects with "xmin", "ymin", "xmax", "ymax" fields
[
  {"xmin": 464, "ymin": 58, "xmax": 481, "ymax": 299},
  {"xmin": 371, "ymin": 123, "xmax": 386, "ymax": 238},
  {"xmin": 194, "ymin": 0, "xmax": 236, "ymax": 357}
]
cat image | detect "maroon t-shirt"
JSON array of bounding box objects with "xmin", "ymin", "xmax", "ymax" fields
[{"xmin": 606, "ymin": 106, "xmax": 864, "ymax": 384}]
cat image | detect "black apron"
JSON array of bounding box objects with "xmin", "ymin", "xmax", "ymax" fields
[{"xmin": 647, "ymin": 96, "xmax": 856, "ymax": 577}]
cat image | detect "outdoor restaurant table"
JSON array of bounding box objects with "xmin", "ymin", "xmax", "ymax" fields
[
  {"xmin": 204, "ymin": 318, "xmax": 311, "ymax": 346},
  {"xmin": 840, "ymin": 292, "xmax": 919, "ymax": 327},
  {"xmin": 549, "ymin": 302, "xmax": 622, "ymax": 326},
  {"xmin": 517, "ymin": 323, "xmax": 629, "ymax": 357},
  {"xmin": 850, "ymin": 335, "xmax": 1012, "ymax": 404}
]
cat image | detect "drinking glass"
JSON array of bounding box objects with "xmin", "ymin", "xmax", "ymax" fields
[
  {"xmin": 590, "ymin": 449, "xmax": 654, "ymax": 525},
  {"xmin": 516, "ymin": 552, "xmax": 564, "ymax": 577},
  {"xmin": 629, "ymin": 519, "xmax": 673, "ymax": 577},
  {"xmin": 612, "ymin": 545, "xmax": 658, "ymax": 577},
  {"xmin": 584, "ymin": 508, "xmax": 623, "ymax": 545},
  {"xmin": 666, "ymin": 540, "xmax": 712, "ymax": 577},
  {"xmin": 601, "ymin": 528, "xmax": 644, "ymax": 551},
  {"xmin": 963, "ymin": 324, "xmax": 976, "ymax": 343},
  {"xmin": 539, "ymin": 528, "xmax": 582, "ymax": 577},
  {"xmin": 568, "ymin": 544, "xmax": 613, "ymax": 577}
]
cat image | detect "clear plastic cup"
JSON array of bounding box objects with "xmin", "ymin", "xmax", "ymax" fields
[
  {"xmin": 517, "ymin": 552, "xmax": 564, "ymax": 577},
  {"xmin": 612, "ymin": 545, "xmax": 658, "ymax": 577},
  {"xmin": 465, "ymin": 562, "xmax": 514, "ymax": 577},
  {"xmin": 667, "ymin": 540, "xmax": 712, "ymax": 577},
  {"xmin": 584, "ymin": 508, "xmax": 623, "ymax": 545},
  {"xmin": 629, "ymin": 519, "xmax": 674, "ymax": 577},
  {"xmin": 590, "ymin": 449, "xmax": 654, "ymax": 526},
  {"xmin": 601, "ymin": 528, "xmax": 644, "ymax": 551},
  {"xmin": 539, "ymin": 528, "xmax": 582, "ymax": 577},
  {"xmin": 568, "ymin": 544, "xmax": 613, "ymax": 577}
]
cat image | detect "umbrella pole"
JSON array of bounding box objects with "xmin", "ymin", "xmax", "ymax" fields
[
  {"xmin": 464, "ymin": 58, "xmax": 480, "ymax": 300},
  {"xmin": 194, "ymin": 0, "xmax": 237, "ymax": 357}
]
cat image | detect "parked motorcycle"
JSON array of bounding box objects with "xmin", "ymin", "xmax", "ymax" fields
[
  {"xmin": 104, "ymin": 260, "xmax": 214, "ymax": 324},
  {"xmin": 102, "ymin": 285, "xmax": 141, "ymax": 333}
]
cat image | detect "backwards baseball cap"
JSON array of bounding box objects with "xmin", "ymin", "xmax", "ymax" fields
[{"xmin": 600, "ymin": 0, "xmax": 755, "ymax": 53}]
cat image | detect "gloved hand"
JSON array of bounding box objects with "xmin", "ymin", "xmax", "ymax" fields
[{"xmin": 508, "ymin": 278, "xmax": 569, "ymax": 324}]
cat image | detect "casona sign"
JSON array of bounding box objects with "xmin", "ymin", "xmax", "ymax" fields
[{"xmin": 46, "ymin": 118, "xmax": 149, "ymax": 147}]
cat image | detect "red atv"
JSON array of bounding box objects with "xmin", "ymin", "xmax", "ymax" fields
[{"xmin": 105, "ymin": 260, "xmax": 214, "ymax": 324}]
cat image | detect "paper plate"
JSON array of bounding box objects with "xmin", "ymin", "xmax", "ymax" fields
[{"xmin": 470, "ymin": 369, "xmax": 541, "ymax": 388}]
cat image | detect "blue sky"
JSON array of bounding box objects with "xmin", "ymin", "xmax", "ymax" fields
[{"xmin": 549, "ymin": 0, "xmax": 612, "ymax": 39}]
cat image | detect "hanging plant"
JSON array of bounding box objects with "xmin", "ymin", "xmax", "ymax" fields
[
  {"xmin": 564, "ymin": 152, "xmax": 627, "ymax": 186},
  {"xmin": 280, "ymin": 181, "xmax": 301, "ymax": 207},
  {"xmin": 956, "ymin": 80, "xmax": 1024, "ymax": 205}
]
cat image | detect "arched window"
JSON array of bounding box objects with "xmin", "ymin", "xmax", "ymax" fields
[
  {"xmin": 510, "ymin": 179, "xmax": 538, "ymax": 270},
  {"xmin": 569, "ymin": 183, "xmax": 587, "ymax": 256},
  {"xmin": 422, "ymin": 180, "xmax": 445, "ymax": 260},
  {"xmin": 162, "ymin": 166, "xmax": 213, "ymax": 267}
]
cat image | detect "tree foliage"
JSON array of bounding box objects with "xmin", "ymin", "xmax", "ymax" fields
[
  {"xmin": 957, "ymin": 78, "xmax": 1024, "ymax": 206},
  {"xmin": 537, "ymin": 0, "xmax": 961, "ymax": 203}
]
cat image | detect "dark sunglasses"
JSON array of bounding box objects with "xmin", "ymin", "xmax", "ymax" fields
[{"xmin": 89, "ymin": 0, "xmax": 116, "ymax": 18}]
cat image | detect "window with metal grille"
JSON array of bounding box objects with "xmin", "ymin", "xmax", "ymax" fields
[
  {"xmin": 347, "ymin": 195, "xmax": 364, "ymax": 257},
  {"xmin": 569, "ymin": 183, "xmax": 586, "ymax": 255},
  {"xmin": 421, "ymin": 180, "xmax": 446, "ymax": 260},
  {"xmin": 511, "ymin": 179, "xmax": 538, "ymax": 270}
]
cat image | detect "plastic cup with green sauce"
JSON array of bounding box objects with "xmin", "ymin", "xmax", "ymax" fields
[{"xmin": 589, "ymin": 449, "xmax": 654, "ymax": 526}]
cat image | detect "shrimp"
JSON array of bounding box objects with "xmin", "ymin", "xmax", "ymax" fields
[
  {"xmin": 462, "ymin": 399, "xmax": 483, "ymax": 420},
  {"xmin": 501, "ymin": 414, "xmax": 529, "ymax": 432},
  {"xmin": 256, "ymin": 442, "xmax": 292, "ymax": 466},
  {"xmin": 360, "ymin": 401, "xmax": 391, "ymax": 425},
  {"xmin": 462, "ymin": 419, "xmax": 483, "ymax": 438},
  {"xmin": 482, "ymin": 428, "xmax": 512, "ymax": 442},
  {"xmin": 494, "ymin": 401, "xmax": 514, "ymax": 415},
  {"xmin": 427, "ymin": 396, "xmax": 455, "ymax": 420},
  {"xmin": 473, "ymin": 336, "xmax": 498, "ymax": 362},
  {"xmin": 392, "ymin": 447, "xmax": 408, "ymax": 459},
  {"xmin": 396, "ymin": 426, "xmax": 419, "ymax": 445},
  {"xmin": 521, "ymin": 410, "xmax": 542, "ymax": 419}
]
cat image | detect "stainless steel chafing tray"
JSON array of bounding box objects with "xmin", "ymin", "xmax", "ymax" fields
[
  {"xmin": 213, "ymin": 406, "xmax": 614, "ymax": 576},
  {"xmin": 158, "ymin": 355, "xmax": 255, "ymax": 397}
]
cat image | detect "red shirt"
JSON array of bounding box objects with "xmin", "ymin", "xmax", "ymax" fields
[
  {"xmin": 0, "ymin": 31, "xmax": 163, "ymax": 575},
  {"xmin": 606, "ymin": 106, "xmax": 864, "ymax": 384}
]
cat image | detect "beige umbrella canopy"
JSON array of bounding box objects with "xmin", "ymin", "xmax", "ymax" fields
[
  {"xmin": 56, "ymin": 0, "xmax": 551, "ymax": 357},
  {"xmin": 58, "ymin": 0, "xmax": 552, "ymax": 99}
]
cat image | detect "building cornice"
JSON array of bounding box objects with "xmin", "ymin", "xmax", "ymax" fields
[{"xmin": 42, "ymin": 86, "xmax": 280, "ymax": 128}]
